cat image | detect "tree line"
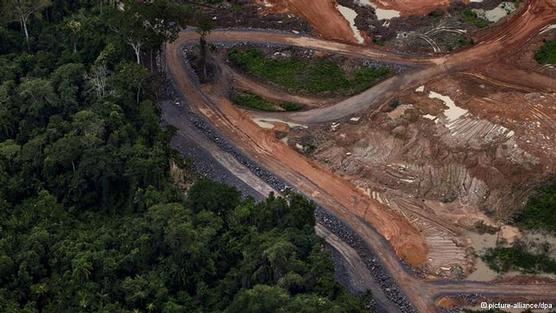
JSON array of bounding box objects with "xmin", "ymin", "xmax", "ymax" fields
[{"xmin": 0, "ymin": 1, "xmax": 369, "ymax": 312}]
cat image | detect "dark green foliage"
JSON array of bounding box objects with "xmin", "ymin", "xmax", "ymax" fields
[
  {"xmin": 462, "ymin": 9, "xmax": 490, "ymax": 28},
  {"xmin": 535, "ymin": 40, "xmax": 556, "ymax": 65},
  {"xmin": 187, "ymin": 178, "xmax": 242, "ymax": 215},
  {"xmin": 231, "ymin": 90, "xmax": 280, "ymax": 111},
  {"xmin": 107, "ymin": 0, "xmax": 188, "ymax": 65},
  {"xmin": 351, "ymin": 65, "xmax": 391, "ymax": 93},
  {"xmin": 279, "ymin": 101, "xmax": 303, "ymax": 111},
  {"xmin": 0, "ymin": 26, "xmax": 22, "ymax": 53},
  {"xmin": 230, "ymin": 90, "xmax": 302, "ymax": 112},
  {"xmin": 196, "ymin": 14, "xmax": 215, "ymax": 82},
  {"xmin": 481, "ymin": 242, "xmax": 556, "ymax": 274},
  {"xmin": 372, "ymin": 37, "xmax": 385, "ymax": 46},
  {"xmin": 0, "ymin": 180, "xmax": 366, "ymax": 312},
  {"xmin": 445, "ymin": 34, "xmax": 474, "ymax": 52},
  {"xmin": 228, "ymin": 47, "xmax": 390, "ymax": 96},
  {"xmin": 0, "ymin": 2, "xmax": 366, "ymax": 312},
  {"xmin": 515, "ymin": 178, "xmax": 556, "ymax": 233}
]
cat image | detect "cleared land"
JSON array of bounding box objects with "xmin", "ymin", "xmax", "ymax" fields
[
  {"xmin": 263, "ymin": 0, "xmax": 360, "ymax": 43},
  {"xmin": 164, "ymin": 0, "xmax": 556, "ymax": 311}
]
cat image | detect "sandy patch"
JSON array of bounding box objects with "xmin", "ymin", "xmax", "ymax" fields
[
  {"xmin": 428, "ymin": 91, "xmax": 468, "ymax": 122},
  {"xmin": 336, "ymin": 4, "xmax": 365, "ymax": 43}
]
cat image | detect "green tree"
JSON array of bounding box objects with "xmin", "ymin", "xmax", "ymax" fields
[
  {"xmin": 0, "ymin": 139, "xmax": 20, "ymax": 169},
  {"xmin": 515, "ymin": 178, "xmax": 556, "ymax": 233},
  {"xmin": 196, "ymin": 15, "xmax": 214, "ymax": 81},
  {"xmin": 17, "ymin": 78, "xmax": 58, "ymax": 125},
  {"xmin": 0, "ymin": 3, "xmax": 368, "ymax": 312},
  {"xmin": 228, "ymin": 285, "xmax": 289, "ymax": 313},
  {"xmin": 186, "ymin": 178, "xmax": 241, "ymax": 216},
  {"xmin": 0, "ymin": 0, "xmax": 52, "ymax": 50},
  {"xmin": 51, "ymin": 63, "xmax": 85, "ymax": 109},
  {"xmin": 535, "ymin": 40, "xmax": 556, "ymax": 65},
  {"xmin": 108, "ymin": 0, "xmax": 186, "ymax": 65},
  {"xmin": 65, "ymin": 17, "xmax": 82, "ymax": 53},
  {"xmin": 0, "ymin": 81, "xmax": 17, "ymax": 139},
  {"xmin": 114, "ymin": 62, "xmax": 150, "ymax": 105}
]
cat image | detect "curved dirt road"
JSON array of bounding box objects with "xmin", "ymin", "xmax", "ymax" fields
[
  {"xmin": 162, "ymin": 100, "xmax": 409, "ymax": 312},
  {"xmin": 215, "ymin": 0, "xmax": 556, "ymax": 124},
  {"xmin": 222, "ymin": 62, "xmax": 339, "ymax": 108},
  {"xmin": 272, "ymin": 0, "xmax": 556, "ymax": 123},
  {"xmin": 163, "ymin": 1, "xmax": 556, "ymax": 311}
]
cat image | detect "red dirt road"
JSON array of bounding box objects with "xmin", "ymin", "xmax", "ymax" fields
[
  {"xmin": 273, "ymin": 0, "xmax": 556, "ymax": 124},
  {"xmin": 264, "ymin": 0, "xmax": 359, "ymax": 43},
  {"xmin": 168, "ymin": 44, "xmax": 429, "ymax": 265}
]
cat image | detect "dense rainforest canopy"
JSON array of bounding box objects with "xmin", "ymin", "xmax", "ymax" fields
[{"xmin": 0, "ymin": 1, "xmax": 367, "ymax": 312}]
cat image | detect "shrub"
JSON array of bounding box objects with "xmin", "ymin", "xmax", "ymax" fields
[
  {"xmin": 230, "ymin": 90, "xmax": 303, "ymax": 112},
  {"xmin": 462, "ymin": 9, "xmax": 490, "ymax": 28},
  {"xmin": 481, "ymin": 241, "xmax": 556, "ymax": 274},
  {"xmin": 535, "ymin": 40, "xmax": 556, "ymax": 64},
  {"xmin": 228, "ymin": 47, "xmax": 390, "ymax": 96},
  {"xmin": 515, "ymin": 178, "xmax": 556, "ymax": 233}
]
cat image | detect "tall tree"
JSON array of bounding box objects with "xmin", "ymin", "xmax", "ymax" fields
[
  {"xmin": 114, "ymin": 62, "xmax": 150, "ymax": 105},
  {"xmin": 86, "ymin": 64, "xmax": 110, "ymax": 99},
  {"xmin": 65, "ymin": 17, "xmax": 82, "ymax": 53},
  {"xmin": 108, "ymin": 0, "xmax": 186, "ymax": 65},
  {"xmin": 1, "ymin": 0, "xmax": 52, "ymax": 50},
  {"xmin": 196, "ymin": 15, "xmax": 214, "ymax": 81}
]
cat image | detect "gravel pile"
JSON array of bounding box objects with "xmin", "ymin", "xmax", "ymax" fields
[{"xmin": 315, "ymin": 209, "xmax": 419, "ymax": 313}]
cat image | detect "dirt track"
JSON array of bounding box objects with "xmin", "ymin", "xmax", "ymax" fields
[
  {"xmin": 172, "ymin": 32, "xmax": 431, "ymax": 267},
  {"xmin": 205, "ymin": 30, "xmax": 437, "ymax": 64},
  {"xmin": 222, "ymin": 62, "xmax": 338, "ymax": 108},
  {"xmin": 271, "ymin": 0, "xmax": 556, "ymax": 123},
  {"xmin": 189, "ymin": 0, "xmax": 556, "ymax": 125},
  {"xmin": 315, "ymin": 224, "xmax": 405, "ymax": 313},
  {"xmin": 163, "ymin": 1, "xmax": 556, "ymax": 311}
]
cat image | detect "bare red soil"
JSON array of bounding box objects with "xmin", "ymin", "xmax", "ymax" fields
[{"xmin": 263, "ymin": 0, "xmax": 359, "ymax": 43}]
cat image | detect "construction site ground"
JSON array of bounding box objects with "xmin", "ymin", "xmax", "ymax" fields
[{"xmin": 163, "ymin": 0, "xmax": 556, "ymax": 312}]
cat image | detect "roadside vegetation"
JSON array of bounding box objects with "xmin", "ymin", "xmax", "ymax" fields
[
  {"xmin": 0, "ymin": 1, "xmax": 365, "ymax": 312},
  {"xmin": 228, "ymin": 47, "xmax": 391, "ymax": 96},
  {"xmin": 514, "ymin": 178, "xmax": 556, "ymax": 233},
  {"xmin": 230, "ymin": 90, "xmax": 302, "ymax": 112},
  {"xmin": 446, "ymin": 34, "xmax": 474, "ymax": 52},
  {"xmin": 481, "ymin": 241, "xmax": 556, "ymax": 274},
  {"xmin": 535, "ymin": 40, "xmax": 556, "ymax": 64},
  {"xmin": 462, "ymin": 9, "xmax": 490, "ymax": 28},
  {"xmin": 481, "ymin": 179, "xmax": 556, "ymax": 275}
]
